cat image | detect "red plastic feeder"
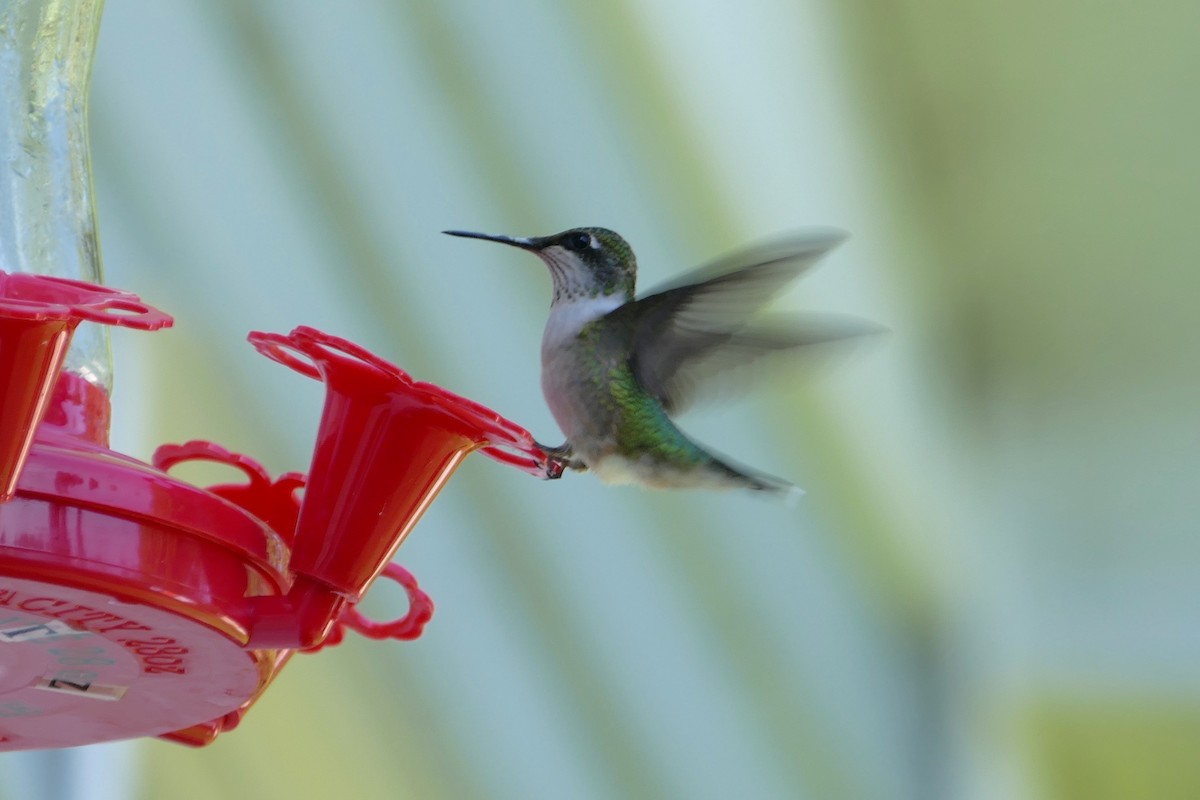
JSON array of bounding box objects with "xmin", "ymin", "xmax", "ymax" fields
[{"xmin": 0, "ymin": 274, "xmax": 559, "ymax": 750}]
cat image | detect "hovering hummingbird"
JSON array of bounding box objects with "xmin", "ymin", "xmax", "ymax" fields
[{"xmin": 445, "ymin": 226, "xmax": 857, "ymax": 497}]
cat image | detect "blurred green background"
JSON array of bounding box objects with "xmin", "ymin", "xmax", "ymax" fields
[{"xmin": 5, "ymin": 0, "xmax": 1199, "ymax": 798}]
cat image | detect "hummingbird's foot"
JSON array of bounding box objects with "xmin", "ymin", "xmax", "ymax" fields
[{"xmin": 536, "ymin": 441, "xmax": 588, "ymax": 475}]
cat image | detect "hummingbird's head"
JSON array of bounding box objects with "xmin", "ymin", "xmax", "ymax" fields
[{"xmin": 445, "ymin": 227, "xmax": 637, "ymax": 305}]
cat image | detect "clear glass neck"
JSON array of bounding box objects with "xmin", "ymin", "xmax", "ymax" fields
[{"xmin": 0, "ymin": 0, "xmax": 110, "ymax": 391}]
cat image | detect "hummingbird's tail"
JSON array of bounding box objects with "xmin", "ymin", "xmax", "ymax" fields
[{"xmin": 709, "ymin": 456, "xmax": 804, "ymax": 506}]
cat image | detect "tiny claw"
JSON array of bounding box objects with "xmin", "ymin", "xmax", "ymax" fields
[
  {"xmin": 534, "ymin": 441, "xmax": 567, "ymax": 479},
  {"xmin": 535, "ymin": 441, "xmax": 588, "ymax": 478}
]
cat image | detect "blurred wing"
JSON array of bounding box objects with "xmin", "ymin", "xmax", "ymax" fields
[
  {"xmin": 645, "ymin": 316, "xmax": 883, "ymax": 415},
  {"xmin": 619, "ymin": 229, "xmax": 851, "ymax": 414}
]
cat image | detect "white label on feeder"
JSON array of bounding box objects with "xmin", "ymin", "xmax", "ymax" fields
[
  {"xmin": 0, "ymin": 619, "xmax": 88, "ymax": 643},
  {"xmin": 34, "ymin": 676, "xmax": 128, "ymax": 702}
]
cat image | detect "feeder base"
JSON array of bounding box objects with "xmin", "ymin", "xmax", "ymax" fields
[{"xmin": 0, "ymin": 575, "xmax": 276, "ymax": 750}]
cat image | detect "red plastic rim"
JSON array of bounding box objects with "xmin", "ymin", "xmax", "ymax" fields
[
  {"xmin": 0, "ymin": 270, "xmax": 173, "ymax": 330},
  {"xmin": 249, "ymin": 326, "xmax": 559, "ymax": 478}
]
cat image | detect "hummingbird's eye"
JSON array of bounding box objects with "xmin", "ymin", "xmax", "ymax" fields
[{"xmin": 565, "ymin": 231, "xmax": 594, "ymax": 252}]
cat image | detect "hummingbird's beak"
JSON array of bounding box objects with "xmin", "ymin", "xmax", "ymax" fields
[{"xmin": 443, "ymin": 230, "xmax": 539, "ymax": 250}]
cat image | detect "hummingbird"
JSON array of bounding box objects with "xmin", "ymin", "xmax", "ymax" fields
[{"xmin": 445, "ymin": 226, "xmax": 856, "ymax": 497}]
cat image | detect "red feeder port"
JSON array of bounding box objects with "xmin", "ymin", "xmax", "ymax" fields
[{"xmin": 0, "ymin": 271, "xmax": 171, "ymax": 498}]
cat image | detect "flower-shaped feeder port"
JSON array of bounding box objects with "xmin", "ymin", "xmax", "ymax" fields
[
  {"xmin": 247, "ymin": 325, "xmax": 563, "ymax": 622},
  {"xmin": 0, "ymin": 269, "xmax": 172, "ymax": 498}
]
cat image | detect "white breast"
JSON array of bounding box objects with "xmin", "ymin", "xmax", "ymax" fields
[
  {"xmin": 540, "ymin": 296, "xmax": 623, "ymax": 442},
  {"xmin": 540, "ymin": 296, "xmax": 623, "ymax": 353}
]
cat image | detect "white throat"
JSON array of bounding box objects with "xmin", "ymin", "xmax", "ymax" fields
[{"xmin": 541, "ymin": 295, "xmax": 624, "ymax": 352}]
